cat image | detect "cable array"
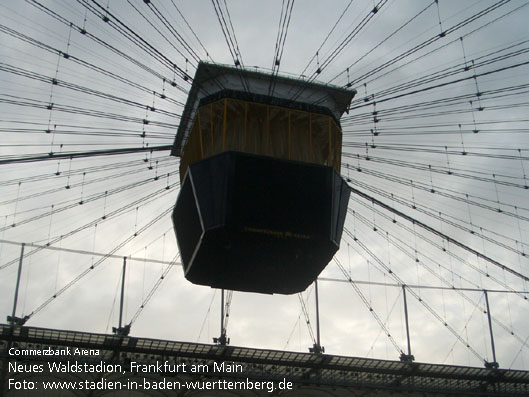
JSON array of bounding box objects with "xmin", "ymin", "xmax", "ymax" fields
[{"xmin": 0, "ymin": 0, "xmax": 528, "ymax": 369}]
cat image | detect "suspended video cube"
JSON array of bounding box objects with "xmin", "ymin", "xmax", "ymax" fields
[{"xmin": 171, "ymin": 62, "xmax": 356, "ymax": 294}]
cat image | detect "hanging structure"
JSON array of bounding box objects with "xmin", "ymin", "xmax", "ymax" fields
[{"xmin": 172, "ymin": 62, "xmax": 355, "ymax": 294}]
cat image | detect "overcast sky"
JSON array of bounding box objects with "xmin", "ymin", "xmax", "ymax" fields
[{"xmin": 1, "ymin": 0, "xmax": 529, "ymax": 371}]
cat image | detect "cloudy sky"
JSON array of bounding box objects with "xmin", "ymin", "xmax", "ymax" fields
[{"xmin": 1, "ymin": 0, "xmax": 529, "ymax": 371}]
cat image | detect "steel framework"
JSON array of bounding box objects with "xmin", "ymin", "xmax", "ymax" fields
[{"xmin": 1, "ymin": 324, "xmax": 529, "ymax": 396}]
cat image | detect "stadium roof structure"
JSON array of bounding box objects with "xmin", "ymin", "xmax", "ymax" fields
[{"xmin": 2, "ymin": 324, "xmax": 529, "ymax": 396}]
